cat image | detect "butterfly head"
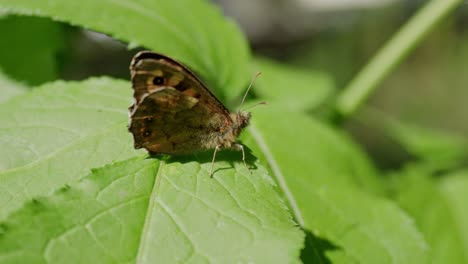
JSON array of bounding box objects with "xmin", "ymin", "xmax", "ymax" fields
[
  {"xmin": 237, "ymin": 111, "xmax": 251, "ymax": 129},
  {"xmin": 231, "ymin": 72, "xmax": 261, "ymax": 133},
  {"xmin": 230, "ymin": 111, "xmax": 251, "ymax": 135}
]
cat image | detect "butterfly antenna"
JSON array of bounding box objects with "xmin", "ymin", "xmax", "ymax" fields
[
  {"xmin": 242, "ymin": 101, "xmax": 267, "ymax": 111},
  {"xmin": 238, "ymin": 72, "xmax": 262, "ymax": 112}
]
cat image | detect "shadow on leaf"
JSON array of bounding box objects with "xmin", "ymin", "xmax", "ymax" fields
[
  {"xmin": 301, "ymin": 229, "xmax": 340, "ymax": 264},
  {"xmin": 150, "ymin": 142, "xmax": 258, "ymax": 175}
]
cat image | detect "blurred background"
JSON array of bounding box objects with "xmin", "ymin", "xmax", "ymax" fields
[{"xmin": 1, "ymin": 0, "xmax": 467, "ymax": 170}]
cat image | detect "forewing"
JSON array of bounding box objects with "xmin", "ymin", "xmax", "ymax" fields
[
  {"xmin": 129, "ymin": 87, "xmax": 229, "ymax": 154},
  {"xmin": 129, "ymin": 51, "xmax": 231, "ymax": 117}
]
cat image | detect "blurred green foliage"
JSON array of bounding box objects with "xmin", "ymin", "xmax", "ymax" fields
[{"xmin": 0, "ymin": 15, "xmax": 64, "ymax": 85}]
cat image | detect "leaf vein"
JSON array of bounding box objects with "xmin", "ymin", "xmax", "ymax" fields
[
  {"xmin": 247, "ymin": 124, "xmax": 305, "ymax": 226},
  {"xmin": 162, "ymin": 174, "xmax": 256, "ymax": 240}
]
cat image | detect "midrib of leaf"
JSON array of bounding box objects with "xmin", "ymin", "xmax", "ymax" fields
[
  {"xmin": 247, "ymin": 123, "xmax": 305, "ymax": 226},
  {"xmin": 135, "ymin": 160, "xmax": 164, "ymax": 263},
  {"xmin": 43, "ymin": 195, "xmax": 150, "ymax": 263}
]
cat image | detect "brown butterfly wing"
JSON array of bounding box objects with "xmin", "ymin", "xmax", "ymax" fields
[
  {"xmin": 129, "ymin": 51, "xmax": 231, "ymax": 115},
  {"xmin": 128, "ymin": 51, "xmax": 234, "ymax": 154}
]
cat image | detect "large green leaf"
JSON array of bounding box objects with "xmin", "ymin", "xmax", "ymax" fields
[
  {"xmin": 0, "ymin": 78, "xmax": 303, "ymax": 262},
  {"xmin": 253, "ymin": 58, "xmax": 335, "ymax": 111},
  {"xmin": 0, "ymin": 78, "xmax": 142, "ymax": 219},
  {"xmin": 0, "ymin": 0, "xmax": 250, "ymax": 102},
  {"xmin": 0, "ymin": 15, "xmax": 64, "ymax": 85},
  {"xmin": 0, "ymin": 157, "xmax": 303, "ymax": 263},
  {"xmin": 393, "ymin": 166, "xmax": 468, "ymax": 264},
  {"xmin": 240, "ymin": 106, "xmax": 430, "ymax": 263}
]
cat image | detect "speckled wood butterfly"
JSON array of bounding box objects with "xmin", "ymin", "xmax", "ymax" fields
[{"xmin": 128, "ymin": 51, "xmax": 257, "ymax": 175}]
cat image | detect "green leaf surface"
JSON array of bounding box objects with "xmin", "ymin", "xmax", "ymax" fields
[
  {"xmin": 0, "ymin": 0, "xmax": 250, "ymax": 102},
  {"xmin": 0, "ymin": 157, "xmax": 304, "ymax": 263},
  {"xmin": 0, "ymin": 70, "xmax": 26, "ymax": 103},
  {"xmin": 0, "ymin": 15, "xmax": 64, "ymax": 85},
  {"xmin": 0, "ymin": 78, "xmax": 303, "ymax": 262},
  {"xmin": 394, "ymin": 166, "xmax": 468, "ymax": 264},
  {"xmin": 240, "ymin": 106, "xmax": 430, "ymax": 263},
  {"xmin": 141, "ymin": 158, "xmax": 302, "ymax": 263},
  {"xmin": 0, "ymin": 157, "xmax": 158, "ymax": 264},
  {"xmin": 0, "ymin": 78, "xmax": 142, "ymax": 219},
  {"xmin": 253, "ymin": 58, "xmax": 335, "ymax": 111}
]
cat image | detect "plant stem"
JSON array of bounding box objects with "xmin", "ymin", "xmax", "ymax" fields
[{"xmin": 335, "ymin": 0, "xmax": 464, "ymax": 118}]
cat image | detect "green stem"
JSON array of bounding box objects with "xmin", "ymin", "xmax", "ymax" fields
[{"xmin": 335, "ymin": 0, "xmax": 464, "ymax": 118}]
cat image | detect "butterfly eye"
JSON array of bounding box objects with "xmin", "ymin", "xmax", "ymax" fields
[
  {"xmin": 143, "ymin": 130, "xmax": 152, "ymax": 137},
  {"xmin": 153, "ymin": 77, "xmax": 164, "ymax": 85}
]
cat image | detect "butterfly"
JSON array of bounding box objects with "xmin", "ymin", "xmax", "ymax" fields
[{"xmin": 128, "ymin": 51, "xmax": 258, "ymax": 176}]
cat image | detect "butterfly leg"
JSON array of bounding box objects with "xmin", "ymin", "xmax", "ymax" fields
[
  {"xmin": 233, "ymin": 143, "xmax": 251, "ymax": 174},
  {"xmin": 210, "ymin": 145, "xmax": 221, "ymax": 177}
]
